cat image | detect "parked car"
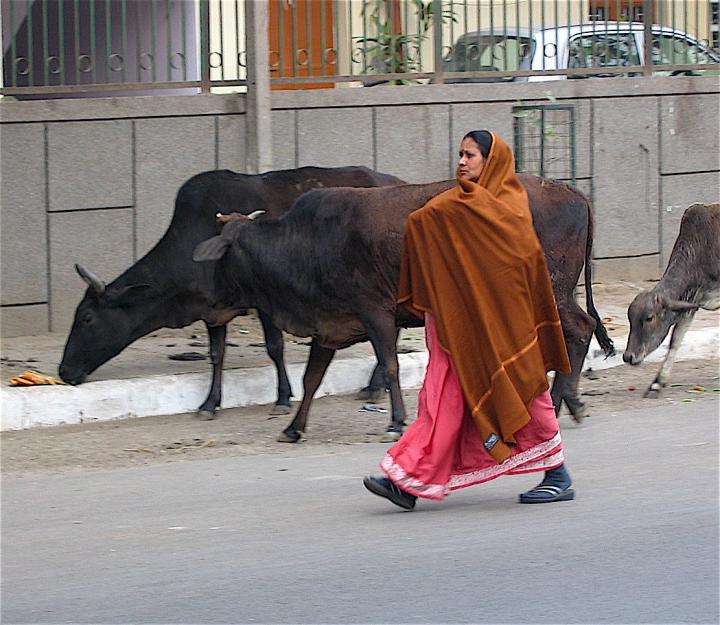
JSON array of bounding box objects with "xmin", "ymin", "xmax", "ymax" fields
[{"xmin": 442, "ymin": 22, "xmax": 720, "ymax": 83}]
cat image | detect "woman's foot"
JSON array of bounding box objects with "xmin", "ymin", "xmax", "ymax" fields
[
  {"xmin": 518, "ymin": 463, "xmax": 575, "ymax": 504},
  {"xmin": 363, "ymin": 475, "xmax": 417, "ymax": 510}
]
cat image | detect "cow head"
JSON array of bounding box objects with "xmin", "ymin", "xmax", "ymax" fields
[
  {"xmin": 58, "ymin": 264, "xmax": 153, "ymax": 384},
  {"xmin": 623, "ymin": 290, "xmax": 699, "ymax": 365},
  {"xmin": 193, "ymin": 210, "xmax": 265, "ymax": 262}
]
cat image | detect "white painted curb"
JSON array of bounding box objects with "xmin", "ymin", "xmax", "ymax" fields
[{"xmin": 1, "ymin": 328, "xmax": 717, "ymax": 431}]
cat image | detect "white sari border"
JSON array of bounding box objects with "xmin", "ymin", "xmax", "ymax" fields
[{"xmin": 381, "ymin": 432, "xmax": 564, "ymax": 500}]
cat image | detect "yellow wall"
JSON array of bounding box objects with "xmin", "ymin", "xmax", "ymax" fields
[{"xmin": 657, "ymin": 0, "xmax": 712, "ymax": 42}]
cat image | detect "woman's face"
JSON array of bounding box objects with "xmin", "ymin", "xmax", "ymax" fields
[{"xmin": 456, "ymin": 137, "xmax": 486, "ymax": 182}]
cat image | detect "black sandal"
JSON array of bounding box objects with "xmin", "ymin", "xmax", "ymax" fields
[
  {"xmin": 518, "ymin": 484, "xmax": 575, "ymax": 504},
  {"xmin": 363, "ymin": 475, "xmax": 417, "ymax": 510}
]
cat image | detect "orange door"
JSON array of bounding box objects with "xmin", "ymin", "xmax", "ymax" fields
[
  {"xmin": 268, "ymin": 0, "xmax": 337, "ymax": 90},
  {"xmin": 589, "ymin": 1, "xmax": 657, "ymax": 22}
]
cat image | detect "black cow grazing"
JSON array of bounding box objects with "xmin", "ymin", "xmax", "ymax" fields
[
  {"xmin": 623, "ymin": 202, "xmax": 720, "ymax": 397},
  {"xmin": 194, "ymin": 175, "xmax": 615, "ymax": 442},
  {"xmin": 58, "ymin": 166, "xmax": 403, "ymax": 417}
]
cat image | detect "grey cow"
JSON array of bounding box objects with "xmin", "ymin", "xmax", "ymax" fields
[{"xmin": 623, "ymin": 202, "xmax": 720, "ymax": 397}]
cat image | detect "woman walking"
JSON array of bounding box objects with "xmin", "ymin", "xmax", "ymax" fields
[{"xmin": 363, "ymin": 130, "xmax": 575, "ymax": 510}]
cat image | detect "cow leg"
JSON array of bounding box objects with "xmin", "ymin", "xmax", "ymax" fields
[
  {"xmin": 277, "ymin": 339, "xmax": 336, "ymax": 443},
  {"xmin": 197, "ymin": 323, "xmax": 227, "ymax": 420},
  {"xmin": 551, "ymin": 302, "xmax": 596, "ymax": 424},
  {"xmin": 355, "ymin": 327, "xmax": 400, "ymax": 401},
  {"xmin": 361, "ymin": 313, "xmax": 406, "ymax": 442},
  {"xmin": 356, "ymin": 329, "xmax": 399, "ymax": 401},
  {"xmin": 355, "ymin": 363, "xmax": 386, "ymax": 401},
  {"xmin": 645, "ymin": 314, "xmax": 694, "ymax": 398},
  {"xmin": 257, "ymin": 310, "xmax": 294, "ymax": 414}
]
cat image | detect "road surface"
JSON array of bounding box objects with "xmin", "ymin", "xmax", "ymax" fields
[{"xmin": 2, "ymin": 392, "xmax": 718, "ymax": 624}]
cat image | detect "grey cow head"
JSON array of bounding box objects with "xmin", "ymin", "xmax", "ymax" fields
[
  {"xmin": 623, "ymin": 290, "xmax": 698, "ymax": 365},
  {"xmin": 58, "ymin": 264, "xmax": 153, "ymax": 384}
]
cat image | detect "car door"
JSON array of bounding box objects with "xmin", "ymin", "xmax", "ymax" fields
[
  {"xmin": 443, "ymin": 33, "xmax": 536, "ymax": 84},
  {"xmin": 646, "ymin": 30, "xmax": 720, "ymax": 76},
  {"xmin": 565, "ymin": 28, "xmax": 642, "ymax": 77}
]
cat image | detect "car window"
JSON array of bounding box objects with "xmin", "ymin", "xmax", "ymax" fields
[
  {"xmin": 567, "ymin": 32, "xmax": 641, "ymax": 76},
  {"xmin": 651, "ymin": 34, "xmax": 720, "ymax": 76},
  {"xmin": 446, "ymin": 35, "xmax": 534, "ymax": 77}
]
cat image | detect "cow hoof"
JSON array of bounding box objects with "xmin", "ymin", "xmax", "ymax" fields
[
  {"xmin": 380, "ymin": 429, "xmax": 403, "ymax": 443},
  {"xmin": 644, "ymin": 387, "xmax": 662, "ymax": 399},
  {"xmin": 196, "ymin": 410, "xmax": 217, "ymax": 421},
  {"xmin": 566, "ymin": 399, "xmax": 588, "ymax": 424},
  {"xmin": 355, "ymin": 387, "xmax": 384, "ymax": 402},
  {"xmin": 269, "ymin": 404, "xmax": 292, "ymax": 415},
  {"xmin": 277, "ymin": 429, "xmax": 302, "ymax": 443}
]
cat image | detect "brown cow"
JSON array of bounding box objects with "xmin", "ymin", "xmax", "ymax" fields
[
  {"xmin": 195, "ymin": 176, "xmax": 614, "ymax": 441},
  {"xmin": 623, "ymin": 202, "xmax": 720, "ymax": 397}
]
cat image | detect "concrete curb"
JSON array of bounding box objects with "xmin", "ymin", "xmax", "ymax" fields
[{"xmin": 2, "ymin": 329, "xmax": 717, "ymax": 431}]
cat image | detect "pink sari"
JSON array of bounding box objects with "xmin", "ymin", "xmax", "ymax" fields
[{"xmin": 381, "ymin": 315, "xmax": 564, "ymax": 500}]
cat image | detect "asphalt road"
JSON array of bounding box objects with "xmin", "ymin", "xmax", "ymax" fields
[{"xmin": 2, "ymin": 398, "xmax": 718, "ymax": 625}]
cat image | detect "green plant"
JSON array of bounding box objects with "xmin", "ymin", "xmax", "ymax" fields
[{"xmin": 354, "ymin": 0, "xmax": 456, "ymax": 85}]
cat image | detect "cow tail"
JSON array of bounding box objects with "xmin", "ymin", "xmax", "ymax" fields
[{"xmin": 583, "ymin": 194, "xmax": 616, "ymax": 357}]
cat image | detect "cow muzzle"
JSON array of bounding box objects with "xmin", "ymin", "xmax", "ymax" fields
[{"xmin": 58, "ymin": 364, "xmax": 88, "ymax": 385}]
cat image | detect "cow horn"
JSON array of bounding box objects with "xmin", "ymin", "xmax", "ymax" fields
[
  {"xmin": 667, "ymin": 299, "xmax": 699, "ymax": 312},
  {"xmin": 75, "ymin": 264, "xmax": 105, "ymax": 295},
  {"xmin": 247, "ymin": 210, "xmax": 266, "ymax": 220}
]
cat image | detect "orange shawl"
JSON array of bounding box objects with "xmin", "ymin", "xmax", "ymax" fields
[{"xmin": 398, "ymin": 133, "xmax": 570, "ymax": 463}]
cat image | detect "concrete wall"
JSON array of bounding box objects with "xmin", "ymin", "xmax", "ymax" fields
[
  {"xmin": 1, "ymin": 76, "xmax": 718, "ymax": 337},
  {"xmin": 1, "ymin": 95, "xmax": 246, "ymax": 336}
]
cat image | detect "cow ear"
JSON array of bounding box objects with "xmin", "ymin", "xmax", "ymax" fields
[
  {"xmin": 667, "ymin": 299, "xmax": 699, "ymax": 313},
  {"xmin": 193, "ymin": 236, "xmax": 231, "ymax": 262},
  {"xmin": 105, "ymin": 284, "xmax": 154, "ymax": 307}
]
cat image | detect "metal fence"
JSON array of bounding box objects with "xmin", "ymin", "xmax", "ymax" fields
[
  {"xmin": 0, "ymin": 0, "xmax": 246, "ymax": 96},
  {"xmin": 1, "ymin": 0, "xmax": 718, "ymax": 97}
]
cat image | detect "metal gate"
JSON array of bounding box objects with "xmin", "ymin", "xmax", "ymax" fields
[{"xmin": 513, "ymin": 104, "xmax": 577, "ymax": 182}]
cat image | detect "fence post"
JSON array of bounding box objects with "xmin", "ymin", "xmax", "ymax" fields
[
  {"xmin": 643, "ymin": 0, "xmax": 653, "ymax": 77},
  {"xmin": 199, "ymin": 0, "xmax": 211, "ymax": 92},
  {"xmin": 0, "ymin": 6, "xmax": 4, "ymax": 92},
  {"xmin": 432, "ymin": 0, "xmax": 444, "ymax": 84},
  {"xmin": 245, "ymin": 0, "xmax": 273, "ymax": 174}
]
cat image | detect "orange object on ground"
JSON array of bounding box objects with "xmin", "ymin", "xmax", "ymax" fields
[{"xmin": 8, "ymin": 370, "xmax": 66, "ymax": 386}]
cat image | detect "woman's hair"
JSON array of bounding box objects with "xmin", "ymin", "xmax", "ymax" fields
[{"xmin": 462, "ymin": 130, "xmax": 493, "ymax": 158}]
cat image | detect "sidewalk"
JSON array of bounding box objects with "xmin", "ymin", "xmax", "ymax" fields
[{"xmin": 1, "ymin": 282, "xmax": 718, "ymax": 430}]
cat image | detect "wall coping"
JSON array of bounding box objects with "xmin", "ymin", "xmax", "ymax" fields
[
  {"xmin": 0, "ymin": 93, "xmax": 246, "ymax": 123},
  {"xmin": 271, "ymin": 75, "xmax": 720, "ymax": 109},
  {"xmin": 1, "ymin": 76, "xmax": 717, "ymax": 124}
]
